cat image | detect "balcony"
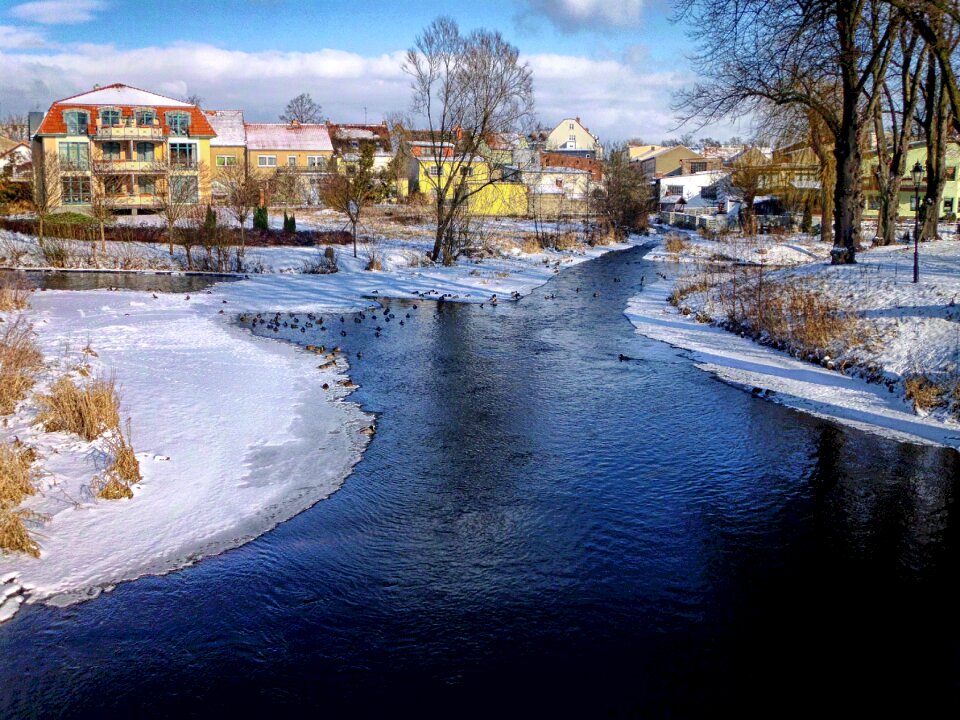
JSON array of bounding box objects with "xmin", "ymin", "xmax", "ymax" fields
[
  {"xmin": 93, "ymin": 160, "xmax": 166, "ymax": 174},
  {"xmin": 170, "ymin": 160, "xmax": 199, "ymax": 171},
  {"xmin": 104, "ymin": 194, "xmax": 162, "ymax": 208},
  {"xmin": 94, "ymin": 125, "xmax": 165, "ymax": 141}
]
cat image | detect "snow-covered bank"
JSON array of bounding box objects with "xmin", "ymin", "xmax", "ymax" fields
[
  {"xmin": 628, "ymin": 237, "xmax": 960, "ymax": 449},
  {"xmin": 0, "ymin": 230, "xmax": 638, "ymax": 623},
  {"xmin": 0, "ymin": 288, "xmax": 372, "ymax": 620}
]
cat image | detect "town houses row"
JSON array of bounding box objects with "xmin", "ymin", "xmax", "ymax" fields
[{"xmin": 4, "ymin": 82, "xmax": 956, "ymax": 225}]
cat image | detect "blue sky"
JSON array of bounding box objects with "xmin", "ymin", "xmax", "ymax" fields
[{"xmin": 0, "ymin": 0, "xmax": 743, "ymax": 142}]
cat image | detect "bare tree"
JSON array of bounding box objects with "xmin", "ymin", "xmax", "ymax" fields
[
  {"xmin": 280, "ymin": 93, "xmax": 323, "ymax": 124},
  {"xmin": 155, "ymin": 162, "xmax": 206, "ymax": 258},
  {"xmin": 320, "ymin": 142, "xmax": 378, "ymax": 257},
  {"xmin": 89, "ymin": 157, "xmax": 115, "ymax": 256},
  {"xmin": 591, "ymin": 145, "xmax": 650, "ymax": 236},
  {"xmin": 1, "ymin": 113, "xmax": 29, "ymax": 141},
  {"xmin": 674, "ymin": 0, "xmax": 901, "ymax": 263},
  {"xmin": 384, "ymin": 110, "xmax": 415, "ymax": 199},
  {"xmin": 183, "ymin": 93, "xmax": 204, "ymax": 108},
  {"xmin": 404, "ymin": 16, "xmax": 535, "ymax": 263},
  {"xmin": 218, "ymin": 160, "xmax": 261, "ymax": 258},
  {"xmin": 729, "ymin": 151, "xmax": 767, "ymax": 235},
  {"xmin": 31, "ymin": 152, "xmax": 61, "ymax": 243}
]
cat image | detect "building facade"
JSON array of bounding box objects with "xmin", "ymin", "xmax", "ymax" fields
[{"xmin": 32, "ymin": 84, "xmax": 215, "ymax": 214}]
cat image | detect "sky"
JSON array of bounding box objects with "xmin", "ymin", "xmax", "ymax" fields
[{"xmin": 0, "ymin": 0, "xmax": 746, "ymax": 143}]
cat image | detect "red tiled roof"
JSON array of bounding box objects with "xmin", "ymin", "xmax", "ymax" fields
[
  {"xmin": 541, "ymin": 152, "xmax": 602, "ymax": 181},
  {"xmin": 36, "ymin": 84, "xmax": 215, "ymax": 138}
]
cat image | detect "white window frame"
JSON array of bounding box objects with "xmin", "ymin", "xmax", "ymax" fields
[
  {"xmin": 216, "ymin": 155, "xmax": 238, "ymax": 166},
  {"xmin": 307, "ymin": 156, "xmax": 323, "ymax": 167},
  {"xmin": 288, "ymin": 155, "xmax": 297, "ymax": 167},
  {"xmin": 259, "ymin": 155, "xmax": 277, "ymax": 168}
]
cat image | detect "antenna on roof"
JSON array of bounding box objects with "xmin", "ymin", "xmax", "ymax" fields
[
  {"xmin": 94, "ymin": 84, "xmax": 101, "ymax": 90},
  {"xmin": 364, "ymin": 106, "xmax": 367, "ymax": 124}
]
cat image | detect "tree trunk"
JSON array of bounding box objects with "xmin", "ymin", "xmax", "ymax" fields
[
  {"xmin": 831, "ymin": 108, "xmax": 862, "ymax": 264},
  {"xmin": 38, "ymin": 214, "xmax": 44, "ymax": 244},
  {"xmin": 921, "ymin": 53, "xmax": 950, "ymax": 241},
  {"xmin": 808, "ymin": 111, "xmax": 835, "ymax": 244}
]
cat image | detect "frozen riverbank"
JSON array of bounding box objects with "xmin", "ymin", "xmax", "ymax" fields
[{"xmin": 628, "ymin": 235, "xmax": 960, "ymax": 449}]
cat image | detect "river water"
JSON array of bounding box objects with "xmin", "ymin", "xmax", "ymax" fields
[{"xmin": 1, "ymin": 246, "xmax": 959, "ymax": 716}]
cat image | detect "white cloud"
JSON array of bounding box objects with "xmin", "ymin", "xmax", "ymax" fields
[
  {"xmin": 0, "ymin": 24, "xmax": 50, "ymax": 48},
  {"xmin": 0, "ymin": 40, "xmax": 728, "ymax": 142},
  {"xmin": 9, "ymin": 1, "xmax": 105, "ymax": 25},
  {"xmin": 519, "ymin": 0, "xmax": 645, "ymax": 32}
]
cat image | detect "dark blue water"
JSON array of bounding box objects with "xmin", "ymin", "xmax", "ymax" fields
[{"xmin": 2, "ymin": 246, "xmax": 960, "ymax": 717}]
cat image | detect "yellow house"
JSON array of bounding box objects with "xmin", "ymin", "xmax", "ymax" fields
[
  {"xmin": 406, "ymin": 148, "xmax": 526, "ymax": 216},
  {"xmin": 635, "ymin": 145, "xmax": 702, "ymax": 179},
  {"xmin": 32, "ymin": 83, "xmax": 215, "ymax": 214},
  {"xmin": 244, "ymin": 122, "xmax": 334, "ymax": 205},
  {"xmin": 544, "ymin": 117, "xmax": 603, "ymax": 159},
  {"xmin": 863, "ymin": 140, "xmax": 960, "ymax": 220},
  {"xmin": 628, "ymin": 144, "xmax": 665, "ymax": 162}
]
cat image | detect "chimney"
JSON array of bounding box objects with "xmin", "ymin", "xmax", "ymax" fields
[
  {"xmin": 291, "ymin": 119, "xmax": 301, "ymax": 128},
  {"xmin": 575, "ymin": 117, "xmax": 580, "ymax": 124},
  {"xmin": 94, "ymin": 83, "xmax": 101, "ymax": 89}
]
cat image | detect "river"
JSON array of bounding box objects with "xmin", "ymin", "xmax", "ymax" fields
[{"xmin": 1, "ymin": 246, "xmax": 958, "ymax": 716}]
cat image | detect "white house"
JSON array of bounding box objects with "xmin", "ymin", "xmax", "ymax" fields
[
  {"xmin": 657, "ymin": 170, "xmax": 729, "ymax": 210},
  {"xmin": 0, "ymin": 141, "xmax": 32, "ymax": 180}
]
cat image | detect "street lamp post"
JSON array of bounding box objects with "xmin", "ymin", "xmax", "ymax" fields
[{"xmin": 911, "ymin": 160, "xmax": 924, "ymax": 283}]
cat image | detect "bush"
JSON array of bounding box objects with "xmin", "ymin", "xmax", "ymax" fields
[
  {"xmin": 301, "ymin": 246, "xmax": 339, "ymax": 274},
  {"xmin": 253, "ymin": 205, "xmax": 269, "ymax": 232},
  {"xmin": 37, "ymin": 374, "xmax": 120, "ymax": 441},
  {"xmin": 664, "ymin": 233, "xmax": 687, "ymax": 253},
  {"xmin": 0, "ymin": 509, "xmax": 39, "ymax": 557},
  {"xmin": 801, "ymin": 203, "xmax": 813, "ymax": 233},
  {"xmin": 283, "ymin": 211, "xmax": 296, "ymax": 234},
  {"xmin": 905, "ymin": 375, "xmax": 946, "ymax": 411},
  {"xmin": 0, "ymin": 274, "xmax": 33, "ymax": 311},
  {"xmin": 0, "ymin": 317, "xmax": 43, "ymax": 415},
  {"xmin": 203, "ymin": 205, "xmax": 217, "ymax": 232}
]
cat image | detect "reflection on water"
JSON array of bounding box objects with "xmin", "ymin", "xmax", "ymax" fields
[
  {"xmin": 1, "ymin": 247, "xmax": 959, "ymax": 715},
  {"xmin": 0, "ymin": 269, "xmax": 235, "ymax": 294}
]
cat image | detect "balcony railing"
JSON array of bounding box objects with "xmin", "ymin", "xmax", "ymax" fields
[
  {"xmin": 104, "ymin": 194, "xmax": 162, "ymax": 208},
  {"xmin": 94, "ymin": 125, "xmax": 165, "ymax": 141},
  {"xmin": 93, "ymin": 160, "xmax": 166, "ymax": 174},
  {"xmin": 170, "ymin": 160, "xmax": 199, "ymax": 171}
]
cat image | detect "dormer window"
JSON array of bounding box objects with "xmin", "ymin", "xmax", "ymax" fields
[
  {"xmin": 100, "ymin": 108, "xmax": 121, "ymax": 127},
  {"xmin": 166, "ymin": 112, "xmax": 191, "ymax": 137},
  {"xmin": 135, "ymin": 109, "xmax": 156, "ymax": 126},
  {"xmin": 64, "ymin": 110, "xmax": 89, "ymax": 135}
]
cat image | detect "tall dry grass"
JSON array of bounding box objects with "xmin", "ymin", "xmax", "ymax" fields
[
  {"xmin": 0, "ymin": 275, "xmax": 34, "ymax": 311},
  {"xmin": 37, "ymin": 375, "xmax": 120, "ymax": 441},
  {"xmin": 0, "ymin": 440, "xmax": 40, "ymax": 557},
  {"xmin": 0, "ymin": 317, "xmax": 44, "ymax": 415}
]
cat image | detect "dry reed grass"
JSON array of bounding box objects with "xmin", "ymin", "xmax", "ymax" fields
[
  {"xmin": 664, "ymin": 234, "xmax": 688, "ymax": 253},
  {"xmin": 105, "ymin": 424, "xmax": 141, "ymax": 484},
  {"xmin": 0, "ymin": 509, "xmax": 39, "ymax": 557},
  {"xmin": 905, "ymin": 375, "xmax": 946, "ymax": 411},
  {"xmin": 0, "ymin": 275, "xmax": 33, "ymax": 311},
  {"xmin": 0, "ymin": 440, "xmax": 37, "ymax": 510},
  {"xmin": 0, "ymin": 317, "xmax": 43, "ymax": 415},
  {"xmin": 37, "ymin": 375, "xmax": 120, "ymax": 441}
]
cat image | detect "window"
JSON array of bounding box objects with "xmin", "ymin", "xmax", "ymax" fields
[
  {"xmin": 555, "ymin": 178, "xmax": 564, "ymax": 188},
  {"xmin": 172, "ymin": 175, "xmax": 199, "ymax": 203},
  {"xmin": 61, "ymin": 176, "xmax": 91, "ymax": 204},
  {"xmin": 136, "ymin": 142, "xmax": 155, "ymax": 162},
  {"xmin": 166, "ymin": 112, "xmax": 191, "ymax": 137},
  {"xmin": 258, "ymin": 155, "xmax": 277, "ymax": 167},
  {"xmin": 104, "ymin": 175, "xmax": 125, "ymax": 195},
  {"xmin": 690, "ymin": 162, "xmax": 707, "ymax": 173},
  {"xmin": 910, "ymin": 195, "xmax": 919, "ymax": 211},
  {"xmin": 425, "ymin": 165, "xmax": 441, "ymax": 176},
  {"xmin": 947, "ymin": 166, "xmax": 958, "ymax": 181},
  {"xmin": 307, "ymin": 156, "xmax": 323, "ymax": 167},
  {"xmin": 568, "ymin": 135, "xmax": 576, "ymax": 142},
  {"xmin": 64, "ymin": 110, "xmax": 89, "ymax": 135},
  {"xmin": 568, "ymin": 122, "xmax": 574, "ymax": 129},
  {"xmin": 99, "ymin": 108, "xmax": 121, "ymax": 127},
  {"xmin": 667, "ymin": 185, "xmax": 684, "ymax": 196},
  {"xmin": 169, "ymin": 143, "xmax": 196, "ymax": 167},
  {"xmin": 460, "ymin": 166, "xmax": 473, "ymax": 177},
  {"xmin": 945, "ymin": 198, "xmax": 955, "ymax": 214},
  {"xmin": 101, "ymin": 142, "xmax": 122, "ymax": 161},
  {"xmin": 58, "ymin": 142, "xmax": 89, "ymax": 169},
  {"xmin": 288, "ymin": 156, "xmax": 297, "ymax": 167},
  {"xmin": 138, "ymin": 177, "xmax": 156, "ymax": 196},
  {"xmin": 216, "ymin": 155, "xmax": 238, "ymax": 166},
  {"xmin": 868, "ymin": 195, "xmax": 881, "ymax": 210},
  {"xmin": 135, "ymin": 109, "xmax": 155, "ymax": 126}
]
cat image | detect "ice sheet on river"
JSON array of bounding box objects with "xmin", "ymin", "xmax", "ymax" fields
[{"xmin": 625, "ymin": 281, "xmax": 960, "ymax": 449}]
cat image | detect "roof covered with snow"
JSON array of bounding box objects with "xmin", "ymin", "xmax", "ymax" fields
[
  {"xmin": 245, "ymin": 123, "xmax": 332, "ymax": 152},
  {"xmin": 55, "ymin": 83, "xmax": 193, "ymax": 108},
  {"xmin": 206, "ymin": 110, "xmax": 246, "ymax": 146}
]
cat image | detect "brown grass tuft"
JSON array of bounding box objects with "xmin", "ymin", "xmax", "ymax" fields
[
  {"xmin": 905, "ymin": 375, "xmax": 946, "ymax": 412},
  {"xmin": 0, "ymin": 509, "xmax": 39, "ymax": 557},
  {"xmin": 0, "ymin": 275, "xmax": 34, "ymax": 312},
  {"xmin": 37, "ymin": 375, "xmax": 120, "ymax": 441},
  {"xmin": 0, "ymin": 317, "xmax": 44, "ymax": 415},
  {"xmin": 105, "ymin": 424, "xmax": 141, "ymax": 484},
  {"xmin": 664, "ymin": 233, "xmax": 688, "ymax": 253},
  {"xmin": 0, "ymin": 440, "xmax": 38, "ymax": 510},
  {"xmin": 669, "ymin": 275, "xmax": 715, "ymax": 307},
  {"xmin": 96, "ymin": 475, "xmax": 134, "ymax": 501},
  {"xmin": 520, "ymin": 234, "xmax": 543, "ymax": 254}
]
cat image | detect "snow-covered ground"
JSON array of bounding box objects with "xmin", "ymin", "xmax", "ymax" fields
[
  {"xmin": 0, "ymin": 223, "xmax": 637, "ymax": 623},
  {"xmin": 628, "ymin": 230, "xmax": 960, "ymax": 449}
]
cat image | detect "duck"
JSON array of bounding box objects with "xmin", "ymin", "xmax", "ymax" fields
[{"xmin": 360, "ymin": 425, "xmax": 376, "ymax": 437}]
